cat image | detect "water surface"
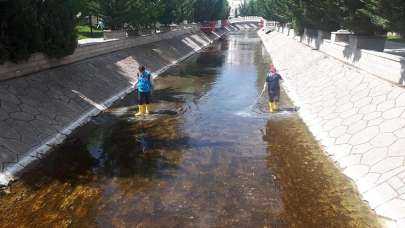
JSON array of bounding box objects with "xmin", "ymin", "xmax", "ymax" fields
[{"xmin": 0, "ymin": 32, "xmax": 380, "ymax": 228}]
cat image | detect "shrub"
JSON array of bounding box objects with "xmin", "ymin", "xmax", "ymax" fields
[{"xmin": 0, "ymin": 0, "xmax": 78, "ymax": 64}]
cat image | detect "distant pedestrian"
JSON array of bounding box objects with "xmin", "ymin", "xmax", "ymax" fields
[
  {"xmin": 97, "ymin": 20, "xmax": 104, "ymax": 30},
  {"xmin": 135, "ymin": 66, "xmax": 153, "ymax": 116},
  {"xmin": 266, "ymin": 64, "xmax": 283, "ymax": 112}
]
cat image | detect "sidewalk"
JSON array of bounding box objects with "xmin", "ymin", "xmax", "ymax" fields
[{"xmin": 78, "ymin": 38, "xmax": 107, "ymax": 45}]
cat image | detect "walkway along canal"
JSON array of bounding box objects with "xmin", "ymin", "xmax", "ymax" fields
[{"xmin": 0, "ymin": 32, "xmax": 382, "ymax": 227}]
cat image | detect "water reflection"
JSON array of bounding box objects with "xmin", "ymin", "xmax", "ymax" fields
[{"xmin": 262, "ymin": 117, "xmax": 381, "ymax": 228}]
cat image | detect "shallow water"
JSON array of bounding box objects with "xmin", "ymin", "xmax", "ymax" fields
[{"xmin": 0, "ymin": 32, "xmax": 381, "ymax": 227}]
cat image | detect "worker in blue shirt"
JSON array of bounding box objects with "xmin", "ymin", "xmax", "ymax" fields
[
  {"xmin": 265, "ymin": 65, "xmax": 283, "ymax": 112},
  {"xmin": 135, "ymin": 66, "xmax": 153, "ymax": 116}
]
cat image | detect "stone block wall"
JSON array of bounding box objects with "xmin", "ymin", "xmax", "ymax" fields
[
  {"xmin": 318, "ymin": 40, "xmax": 405, "ymax": 85},
  {"xmin": 103, "ymin": 30, "xmax": 127, "ymax": 40},
  {"xmin": 278, "ymin": 25, "xmax": 405, "ymax": 86},
  {"xmin": 0, "ymin": 27, "xmax": 199, "ymax": 81}
]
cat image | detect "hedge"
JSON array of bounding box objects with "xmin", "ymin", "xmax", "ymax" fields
[{"xmin": 0, "ymin": 0, "xmax": 78, "ymax": 64}]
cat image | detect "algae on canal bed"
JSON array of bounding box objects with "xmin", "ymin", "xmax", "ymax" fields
[{"xmin": 0, "ymin": 32, "xmax": 381, "ymax": 228}]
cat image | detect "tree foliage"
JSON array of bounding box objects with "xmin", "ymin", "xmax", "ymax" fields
[
  {"xmin": 1, "ymin": 0, "xmax": 230, "ymax": 63},
  {"xmin": 375, "ymin": 0, "xmax": 405, "ymax": 37},
  {"xmin": 238, "ymin": 0, "xmax": 405, "ymax": 35},
  {"xmin": 97, "ymin": 0, "xmax": 130, "ymax": 30},
  {"xmin": 92, "ymin": 0, "xmax": 229, "ymax": 27},
  {"xmin": 95, "ymin": 0, "xmax": 229, "ymax": 27},
  {"xmin": 160, "ymin": 0, "xmax": 195, "ymax": 25},
  {"xmin": 0, "ymin": 0, "xmax": 78, "ymax": 63},
  {"xmin": 175, "ymin": 0, "xmax": 196, "ymax": 23},
  {"xmin": 194, "ymin": 0, "xmax": 230, "ymax": 22}
]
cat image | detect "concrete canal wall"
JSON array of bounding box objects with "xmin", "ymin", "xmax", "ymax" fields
[
  {"xmin": 259, "ymin": 30, "xmax": 405, "ymax": 227},
  {"xmin": 0, "ymin": 27, "xmax": 199, "ymax": 81},
  {"xmin": 0, "ymin": 27, "xmax": 229, "ymax": 186}
]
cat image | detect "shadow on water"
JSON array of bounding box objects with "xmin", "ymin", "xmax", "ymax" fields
[
  {"xmin": 17, "ymin": 116, "xmax": 188, "ymax": 188},
  {"xmin": 19, "ymin": 139, "xmax": 97, "ymax": 189}
]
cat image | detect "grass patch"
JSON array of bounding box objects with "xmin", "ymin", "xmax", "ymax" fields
[
  {"xmin": 387, "ymin": 34, "xmax": 405, "ymax": 44},
  {"xmin": 76, "ymin": 25, "xmax": 103, "ymax": 40}
]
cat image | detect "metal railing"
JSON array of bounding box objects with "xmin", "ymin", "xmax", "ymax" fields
[{"xmin": 229, "ymin": 16, "xmax": 264, "ymax": 24}]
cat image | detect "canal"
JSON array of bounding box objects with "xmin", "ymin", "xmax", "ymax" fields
[{"xmin": 0, "ymin": 32, "xmax": 381, "ymax": 227}]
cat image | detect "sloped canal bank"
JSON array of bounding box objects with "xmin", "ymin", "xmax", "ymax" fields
[{"xmin": 0, "ymin": 32, "xmax": 381, "ymax": 227}]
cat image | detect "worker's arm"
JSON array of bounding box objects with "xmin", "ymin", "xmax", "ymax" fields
[{"xmin": 279, "ymin": 74, "xmax": 284, "ymax": 84}]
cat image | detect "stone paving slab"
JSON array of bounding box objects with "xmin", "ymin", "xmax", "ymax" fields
[
  {"xmin": 259, "ymin": 30, "xmax": 405, "ymax": 227},
  {"xmin": 0, "ymin": 30, "xmax": 227, "ymax": 186}
]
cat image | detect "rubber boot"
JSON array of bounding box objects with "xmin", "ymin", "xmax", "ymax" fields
[
  {"xmin": 269, "ymin": 102, "xmax": 274, "ymax": 113},
  {"xmin": 145, "ymin": 104, "xmax": 151, "ymax": 114},
  {"xmin": 135, "ymin": 105, "xmax": 145, "ymax": 116},
  {"xmin": 273, "ymin": 102, "xmax": 279, "ymax": 112}
]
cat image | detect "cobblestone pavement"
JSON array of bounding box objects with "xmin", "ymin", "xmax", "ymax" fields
[
  {"xmin": 260, "ymin": 31, "xmax": 405, "ymax": 227},
  {"xmin": 0, "ymin": 31, "xmax": 219, "ymax": 185}
]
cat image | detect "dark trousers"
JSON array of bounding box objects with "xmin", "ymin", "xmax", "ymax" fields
[
  {"xmin": 138, "ymin": 91, "xmax": 151, "ymax": 105},
  {"xmin": 268, "ymin": 90, "xmax": 280, "ymax": 102}
]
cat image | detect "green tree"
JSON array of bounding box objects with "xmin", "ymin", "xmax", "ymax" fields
[
  {"xmin": 194, "ymin": 0, "xmax": 229, "ymax": 22},
  {"xmin": 126, "ymin": 0, "xmax": 165, "ymax": 32},
  {"xmin": 339, "ymin": 0, "xmax": 385, "ymax": 35},
  {"xmin": 194, "ymin": 0, "xmax": 212, "ymax": 21},
  {"xmin": 285, "ymin": 0, "xmax": 341, "ymax": 33},
  {"xmin": 98, "ymin": 0, "xmax": 130, "ymax": 30},
  {"xmin": 1, "ymin": 0, "xmax": 78, "ymax": 63},
  {"xmin": 211, "ymin": 0, "xmax": 230, "ymax": 20},
  {"xmin": 76, "ymin": 0, "xmax": 100, "ymax": 33},
  {"xmin": 256, "ymin": 0, "xmax": 291, "ymax": 23},
  {"xmin": 375, "ymin": 0, "xmax": 405, "ymax": 36},
  {"xmin": 158, "ymin": 0, "xmax": 195, "ymax": 25},
  {"xmin": 174, "ymin": 0, "xmax": 195, "ymax": 23},
  {"xmin": 42, "ymin": 0, "xmax": 78, "ymax": 57},
  {"xmin": 160, "ymin": 0, "xmax": 177, "ymax": 25},
  {"xmin": 240, "ymin": 0, "xmax": 259, "ymax": 17},
  {"xmin": 142, "ymin": 0, "xmax": 165, "ymax": 29},
  {"xmin": 249, "ymin": 0, "xmax": 386, "ymax": 35}
]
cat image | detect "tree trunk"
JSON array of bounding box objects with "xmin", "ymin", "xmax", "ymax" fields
[{"xmin": 89, "ymin": 15, "xmax": 93, "ymax": 34}]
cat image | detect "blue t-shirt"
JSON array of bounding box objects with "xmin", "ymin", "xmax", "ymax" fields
[{"xmin": 137, "ymin": 71, "xmax": 152, "ymax": 92}]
